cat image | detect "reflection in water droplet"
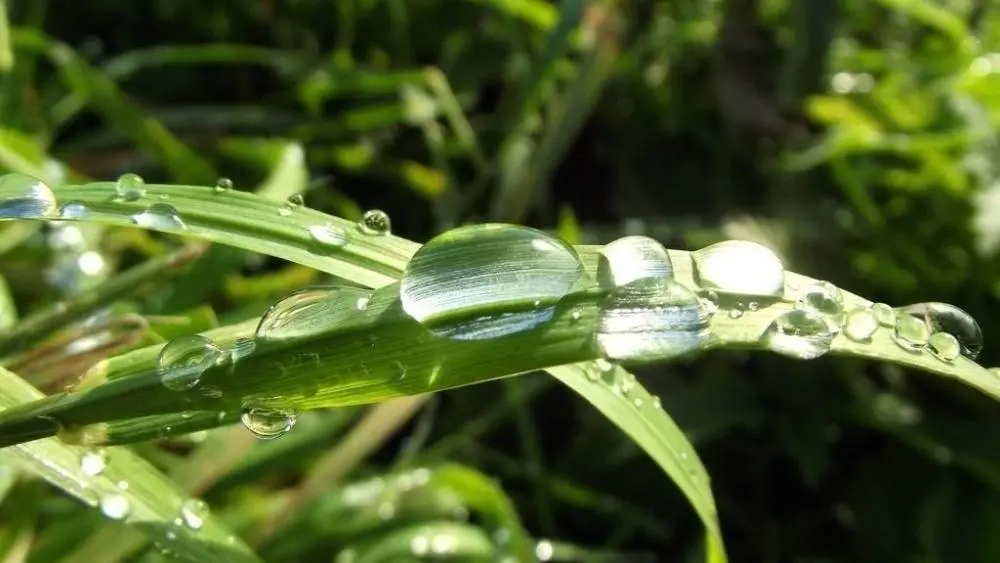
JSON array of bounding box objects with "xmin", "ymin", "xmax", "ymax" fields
[
  {"xmin": 928, "ymin": 332, "xmax": 961, "ymax": 363},
  {"xmin": 157, "ymin": 335, "xmax": 226, "ymax": 391},
  {"xmin": 891, "ymin": 313, "xmax": 930, "ymax": 352},
  {"xmin": 597, "ymin": 235, "xmax": 672, "ymax": 288},
  {"xmin": 358, "ymin": 209, "xmax": 392, "ymax": 235},
  {"xmin": 872, "ymin": 303, "xmax": 895, "ymax": 326},
  {"xmin": 843, "ymin": 307, "xmax": 878, "ymax": 342},
  {"xmin": 308, "ymin": 223, "xmax": 349, "ymax": 249},
  {"xmin": 80, "ymin": 448, "xmax": 107, "ymax": 476},
  {"xmin": 115, "ymin": 173, "xmax": 146, "ymax": 201},
  {"xmin": 180, "ymin": 499, "xmax": 209, "ymax": 530},
  {"xmin": 240, "ymin": 403, "xmax": 297, "ymax": 439},
  {"xmin": 400, "ymin": 224, "xmax": 584, "ymax": 340},
  {"xmin": 692, "ymin": 240, "xmax": 785, "ymax": 297},
  {"xmin": 763, "ymin": 309, "xmax": 835, "ymax": 360},
  {"xmin": 214, "ymin": 178, "xmax": 233, "ymax": 193},
  {"xmin": 796, "ymin": 281, "xmax": 843, "ymax": 327},
  {"xmin": 100, "ymin": 493, "xmax": 131, "ymax": 520},
  {"xmin": 132, "ymin": 203, "xmax": 186, "ymax": 231},
  {"xmin": 58, "ymin": 201, "xmax": 90, "ymax": 220},
  {"xmin": 256, "ymin": 286, "xmax": 372, "ymax": 343},
  {"xmin": 280, "ymin": 194, "xmax": 304, "ymax": 216},
  {"xmin": 597, "ymin": 278, "xmax": 707, "ymax": 362},
  {"xmin": 897, "ymin": 302, "xmax": 982, "ymax": 359},
  {"xmin": 0, "ymin": 173, "xmax": 58, "ymax": 218}
]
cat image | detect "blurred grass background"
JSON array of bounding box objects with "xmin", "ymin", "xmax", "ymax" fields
[{"xmin": 3, "ymin": 0, "xmax": 1000, "ymax": 561}]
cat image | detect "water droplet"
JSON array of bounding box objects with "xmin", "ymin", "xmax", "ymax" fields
[
  {"xmin": 0, "ymin": 173, "xmax": 57, "ymax": 218},
  {"xmin": 58, "ymin": 201, "xmax": 90, "ymax": 220},
  {"xmin": 279, "ymin": 194, "xmax": 304, "ymax": 216},
  {"xmin": 843, "ymin": 307, "xmax": 878, "ymax": 342},
  {"xmin": 619, "ymin": 373, "xmax": 636, "ymax": 395},
  {"xmin": 763, "ymin": 309, "xmax": 835, "ymax": 360},
  {"xmin": 928, "ymin": 332, "xmax": 961, "ymax": 363},
  {"xmin": 597, "ymin": 235, "xmax": 673, "ymax": 288},
  {"xmin": 897, "ymin": 302, "xmax": 982, "ymax": 359},
  {"xmin": 240, "ymin": 403, "xmax": 296, "ymax": 439},
  {"xmin": 692, "ymin": 240, "xmax": 785, "ymax": 297},
  {"xmin": 597, "ymin": 278, "xmax": 707, "ymax": 362},
  {"xmin": 115, "ymin": 173, "xmax": 146, "ymax": 201},
  {"xmin": 131, "ymin": 203, "xmax": 186, "ymax": 231},
  {"xmin": 80, "ymin": 448, "xmax": 107, "ymax": 476},
  {"xmin": 308, "ymin": 223, "xmax": 349, "ymax": 249},
  {"xmin": 891, "ymin": 313, "xmax": 930, "ymax": 352},
  {"xmin": 652, "ymin": 395, "xmax": 663, "ymax": 409},
  {"xmin": 358, "ymin": 209, "xmax": 391, "ymax": 235},
  {"xmin": 728, "ymin": 304, "xmax": 745, "ymax": 319},
  {"xmin": 256, "ymin": 286, "xmax": 372, "ymax": 343},
  {"xmin": 796, "ymin": 281, "xmax": 843, "ymax": 326},
  {"xmin": 157, "ymin": 335, "xmax": 226, "ymax": 391},
  {"xmin": 697, "ymin": 290, "xmax": 719, "ymax": 317},
  {"xmin": 570, "ymin": 310, "xmax": 582, "ymax": 322},
  {"xmin": 100, "ymin": 493, "xmax": 131, "ymax": 520},
  {"xmin": 214, "ymin": 178, "xmax": 233, "ymax": 193},
  {"xmin": 633, "ymin": 397, "xmax": 644, "ymax": 408},
  {"xmin": 400, "ymin": 224, "xmax": 584, "ymax": 340},
  {"xmin": 872, "ymin": 303, "xmax": 895, "ymax": 326},
  {"xmin": 179, "ymin": 499, "xmax": 209, "ymax": 530}
]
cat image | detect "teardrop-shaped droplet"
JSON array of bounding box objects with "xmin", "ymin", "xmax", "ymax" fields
[
  {"xmin": 179, "ymin": 498, "xmax": 209, "ymax": 530},
  {"xmin": 58, "ymin": 201, "xmax": 90, "ymax": 220},
  {"xmin": 597, "ymin": 235, "xmax": 673, "ymax": 288},
  {"xmin": 842, "ymin": 307, "xmax": 878, "ymax": 342},
  {"xmin": 132, "ymin": 203, "xmax": 186, "ymax": 231},
  {"xmin": 400, "ymin": 224, "xmax": 585, "ymax": 340},
  {"xmin": 796, "ymin": 281, "xmax": 843, "ymax": 325},
  {"xmin": 279, "ymin": 194, "xmax": 304, "ymax": 216},
  {"xmin": 897, "ymin": 302, "xmax": 982, "ymax": 359},
  {"xmin": 871, "ymin": 303, "xmax": 895, "ymax": 327},
  {"xmin": 240, "ymin": 403, "xmax": 296, "ymax": 439},
  {"xmin": 891, "ymin": 313, "xmax": 930, "ymax": 352},
  {"xmin": 927, "ymin": 331, "xmax": 961, "ymax": 363},
  {"xmin": 0, "ymin": 173, "xmax": 57, "ymax": 218},
  {"xmin": 157, "ymin": 335, "xmax": 226, "ymax": 391},
  {"xmin": 692, "ymin": 240, "xmax": 785, "ymax": 297},
  {"xmin": 115, "ymin": 173, "xmax": 146, "ymax": 201},
  {"xmin": 597, "ymin": 278, "xmax": 707, "ymax": 362},
  {"xmin": 762, "ymin": 309, "xmax": 834, "ymax": 360},
  {"xmin": 358, "ymin": 209, "xmax": 391, "ymax": 235},
  {"xmin": 308, "ymin": 223, "xmax": 349, "ymax": 249},
  {"xmin": 100, "ymin": 493, "xmax": 131, "ymax": 520},
  {"xmin": 256, "ymin": 286, "xmax": 372, "ymax": 343},
  {"xmin": 80, "ymin": 448, "xmax": 107, "ymax": 477},
  {"xmin": 214, "ymin": 178, "xmax": 233, "ymax": 193}
]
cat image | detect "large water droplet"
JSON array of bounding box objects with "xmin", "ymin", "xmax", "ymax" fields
[
  {"xmin": 891, "ymin": 313, "xmax": 930, "ymax": 352},
  {"xmin": 214, "ymin": 178, "xmax": 233, "ymax": 193},
  {"xmin": 179, "ymin": 499, "xmax": 209, "ymax": 530},
  {"xmin": 691, "ymin": 240, "xmax": 785, "ymax": 297},
  {"xmin": 597, "ymin": 278, "xmax": 707, "ymax": 362},
  {"xmin": 796, "ymin": 281, "xmax": 843, "ymax": 325},
  {"xmin": 763, "ymin": 309, "xmax": 834, "ymax": 360},
  {"xmin": 928, "ymin": 332, "xmax": 961, "ymax": 363},
  {"xmin": 157, "ymin": 335, "xmax": 226, "ymax": 391},
  {"xmin": 80, "ymin": 448, "xmax": 107, "ymax": 476},
  {"xmin": 897, "ymin": 302, "xmax": 982, "ymax": 359},
  {"xmin": 400, "ymin": 224, "xmax": 584, "ymax": 340},
  {"xmin": 240, "ymin": 403, "xmax": 296, "ymax": 439},
  {"xmin": 308, "ymin": 223, "xmax": 349, "ymax": 249},
  {"xmin": 358, "ymin": 209, "xmax": 391, "ymax": 235},
  {"xmin": 100, "ymin": 493, "xmax": 131, "ymax": 520},
  {"xmin": 132, "ymin": 203, "xmax": 186, "ymax": 231},
  {"xmin": 256, "ymin": 286, "xmax": 372, "ymax": 343},
  {"xmin": 0, "ymin": 173, "xmax": 57, "ymax": 218},
  {"xmin": 597, "ymin": 235, "xmax": 673, "ymax": 288},
  {"xmin": 58, "ymin": 201, "xmax": 90, "ymax": 220},
  {"xmin": 115, "ymin": 173, "xmax": 146, "ymax": 201},
  {"xmin": 842, "ymin": 307, "xmax": 878, "ymax": 342}
]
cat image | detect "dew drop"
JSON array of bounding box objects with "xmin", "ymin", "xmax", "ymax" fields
[
  {"xmin": 762, "ymin": 309, "xmax": 835, "ymax": 360},
  {"xmin": 843, "ymin": 307, "xmax": 878, "ymax": 342},
  {"xmin": 597, "ymin": 235, "xmax": 672, "ymax": 288},
  {"xmin": 652, "ymin": 396, "xmax": 663, "ymax": 409},
  {"xmin": 308, "ymin": 223, "xmax": 349, "ymax": 249},
  {"xmin": 279, "ymin": 194, "xmax": 304, "ymax": 216},
  {"xmin": 796, "ymin": 281, "xmax": 843, "ymax": 326},
  {"xmin": 58, "ymin": 201, "xmax": 90, "ymax": 220},
  {"xmin": 157, "ymin": 335, "xmax": 226, "ymax": 391},
  {"xmin": 872, "ymin": 303, "xmax": 896, "ymax": 327},
  {"xmin": 728, "ymin": 304, "xmax": 745, "ymax": 319},
  {"xmin": 100, "ymin": 493, "xmax": 131, "ymax": 520},
  {"xmin": 0, "ymin": 173, "xmax": 57, "ymax": 218},
  {"xmin": 400, "ymin": 224, "xmax": 584, "ymax": 340},
  {"xmin": 80, "ymin": 448, "xmax": 107, "ymax": 477},
  {"xmin": 240, "ymin": 403, "xmax": 296, "ymax": 439},
  {"xmin": 131, "ymin": 203, "xmax": 186, "ymax": 231},
  {"xmin": 891, "ymin": 313, "xmax": 930, "ymax": 352},
  {"xmin": 597, "ymin": 278, "xmax": 707, "ymax": 362},
  {"xmin": 927, "ymin": 332, "xmax": 961, "ymax": 363},
  {"xmin": 256, "ymin": 286, "xmax": 372, "ymax": 343},
  {"xmin": 115, "ymin": 173, "xmax": 146, "ymax": 201},
  {"xmin": 897, "ymin": 302, "xmax": 982, "ymax": 359},
  {"xmin": 179, "ymin": 498, "xmax": 209, "ymax": 530},
  {"xmin": 692, "ymin": 240, "xmax": 785, "ymax": 297},
  {"xmin": 358, "ymin": 209, "xmax": 391, "ymax": 235},
  {"xmin": 214, "ymin": 178, "xmax": 233, "ymax": 193}
]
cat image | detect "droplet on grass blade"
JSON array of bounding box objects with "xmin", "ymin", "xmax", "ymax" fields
[
  {"xmin": 58, "ymin": 201, "xmax": 90, "ymax": 220},
  {"xmin": 358, "ymin": 209, "xmax": 392, "ymax": 235},
  {"xmin": 100, "ymin": 493, "xmax": 131, "ymax": 520},
  {"xmin": 115, "ymin": 173, "xmax": 146, "ymax": 201},
  {"xmin": 80, "ymin": 448, "xmax": 107, "ymax": 477},
  {"xmin": 891, "ymin": 313, "xmax": 930, "ymax": 352},
  {"xmin": 179, "ymin": 498, "xmax": 210, "ymax": 530},
  {"xmin": 691, "ymin": 240, "xmax": 785, "ymax": 297},
  {"xmin": 897, "ymin": 302, "xmax": 983, "ymax": 359},
  {"xmin": 240, "ymin": 403, "xmax": 296, "ymax": 439},
  {"xmin": 308, "ymin": 223, "xmax": 350, "ymax": 249},
  {"xmin": 596, "ymin": 235, "xmax": 673, "ymax": 288},
  {"xmin": 0, "ymin": 173, "xmax": 57, "ymax": 218},
  {"xmin": 255, "ymin": 286, "xmax": 372, "ymax": 343},
  {"xmin": 762, "ymin": 309, "xmax": 834, "ymax": 360},
  {"xmin": 842, "ymin": 307, "xmax": 878, "ymax": 342},
  {"xmin": 131, "ymin": 203, "xmax": 186, "ymax": 231},
  {"xmin": 157, "ymin": 334, "xmax": 226, "ymax": 391}
]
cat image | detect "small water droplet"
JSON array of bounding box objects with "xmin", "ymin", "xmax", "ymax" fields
[
  {"xmin": 652, "ymin": 395, "xmax": 662, "ymax": 409},
  {"xmin": 157, "ymin": 335, "xmax": 226, "ymax": 391},
  {"xmin": 763, "ymin": 309, "xmax": 835, "ymax": 359},
  {"xmin": 279, "ymin": 194, "xmax": 304, "ymax": 216},
  {"xmin": 872, "ymin": 303, "xmax": 896, "ymax": 327},
  {"xmin": 132, "ymin": 203, "xmax": 186, "ymax": 231},
  {"xmin": 619, "ymin": 373, "xmax": 636, "ymax": 395},
  {"xmin": 358, "ymin": 209, "xmax": 391, "ymax": 235},
  {"xmin": 256, "ymin": 286, "xmax": 371, "ymax": 343},
  {"xmin": 597, "ymin": 235, "xmax": 673, "ymax": 288},
  {"xmin": 100, "ymin": 493, "xmax": 131, "ymax": 520},
  {"xmin": 897, "ymin": 302, "xmax": 982, "ymax": 359},
  {"xmin": 796, "ymin": 281, "xmax": 843, "ymax": 327},
  {"xmin": 0, "ymin": 173, "xmax": 57, "ymax": 218},
  {"xmin": 692, "ymin": 240, "xmax": 785, "ymax": 297},
  {"xmin": 928, "ymin": 332, "xmax": 961, "ymax": 363},
  {"xmin": 80, "ymin": 448, "xmax": 107, "ymax": 476},
  {"xmin": 697, "ymin": 290, "xmax": 719, "ymax": 317},
  {"xmin": 179, "ymin": 499, "xmax": 209, "ymax": 530},
  {"xmin": 214, "ymin": 178, "xmax": 233, "ymax": 193},
  {"xmin": 240, "ymin": 403, "xmax": 296, "ymax": 439},
  {"xmin": 891, "ymin": 313, "xmax": 930, "ymax": 352},
  {"xmin": 843, "ymin": 307, "xmax": 878, "ymax": 342},
  {"xmin": 747, "ymin": 301, "xmax": 760, "ymax": 312},
  {"xmin": 58, "ymin": 201, "xmax": 90, "ymax": 220},
  {"xmin": 728, "ymin": 303, "xmax": 745, "ymax": 319},
  {"xmin": 308, "ymin": 223, "xmax": 349, "ymax": 249},
  {"xmin": 115, "ymin": 173, "xmax": 146, "ymax": 201},
  {"xmin": 633, "ymin": 397, "xmax": 644, "ymax": 408},
  {"xmin": 570, "ymin": 310, "xmax": 582, "ymax": 322}
]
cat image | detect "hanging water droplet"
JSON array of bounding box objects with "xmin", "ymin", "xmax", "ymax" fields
[
  {"xmin": 115, "ymin": 173, "xmax": 146, "ymax": 201},
  {"xmin": 256, "ymin": 286, "xmax": 372, "ymax": 343},
  {"xmin": 927, "ymin": 332, "xmax": 961, "ymax": 363},
  {"xmin": 240, "ymin": 403, "xmax": 296, "ymax": 439},
  {"xmin": 132, "ymin": 203, "xmax": 186, "ymax": 231},
  {"xmin": 897, "ymin": 302, "xmax": 982, "ymax": 359},
  {"xmin": 214, "ymin": 178, "xmax": 233, "ymax": 193},
  {"xmin": 872, "ymin": 303, "xmax": 895, "ymax": 327},
  {"xmin": 0, "ymin": 173, "xmax": 57, "ymax": 218},
  {"xmin": 100, "ymin": 493, "xmax": 131, "ymax": 520},
  {"xmin": 597, "ymin": 235, "xmax": 673, "ymax": 288},
  {"xmin": 279, "ymin": 194, "xmax": 304, "ymax": 216},
  {"xmin": 796, "ymin": 281, "xmax": 843, "ymax": 326},
  {"xmin": 179, "ymin": 498, "xmax": 209, "ymax": 530},
  {"xmin": 358, "ymin": 209, "xmax": 391, "ymax": 235},
  {"xmin": 58, "ymin": 200, "xmax": 90, "ymax": 220},
  {"xmin": 763, "ymin": 309, "xmax": 835, "ymax": 360},
  {"xmin": 400, "ymin": 224, "xmax": 584, "ymax": 340},
  {"xmin": 843, "ymin": 307, "xmax": 878, "ymax": 342},
  {"xmin": 157, "ymin": 335, "xmax": 226, "ymax": 391},
  {"xmin": 80, "ymin": 448, "xmax": 107, "ymax": 476},
  {"xmin": 891, "ymin": 313, "xmax": 930, "ymax": 352},
  {"xmin": 597, "ymin": 278, "xmax": 707, "ymax": 362},
  {"xmin": 308, "ymin": 223, "xmax": 349, "ymax": 249},
  {"xmin": 692, "ymin": 240, "xmax": 785, "ymax": 297}
]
